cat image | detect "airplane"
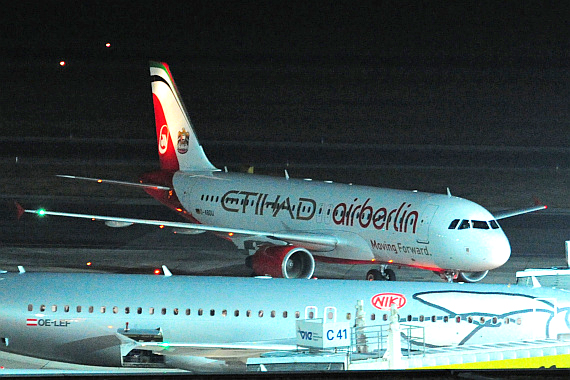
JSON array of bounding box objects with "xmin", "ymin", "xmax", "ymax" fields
[
  {"xmin": 22, "ymin": 61, "xmax": 546, "ymax": 283},
  {"xmin": 1, "ymin": 268, "xmax": 570, "ymax": 372}
]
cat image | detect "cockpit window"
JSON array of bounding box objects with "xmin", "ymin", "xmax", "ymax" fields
[
  {"xmin": 489, "ymin": 220, "xmax": 500, "ymax": 229},
  {"xmin": 448, "ymin": 219, "xmax": 460, "ymax": 229},
  {"xmin": 472, "ymin": 220, "xmax": 489, "ymax": 229},
  {"xmin": 458, "ymin": 220, "xmax": 471, "ymax": 229}
]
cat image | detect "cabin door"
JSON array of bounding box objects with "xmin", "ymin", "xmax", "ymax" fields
[{"xmin": 416, "ymin": 204, "xmax": 438, "ymax": 244}]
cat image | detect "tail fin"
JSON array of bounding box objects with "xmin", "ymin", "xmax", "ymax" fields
[{"xmin": 149, "ymin": 61, "xmax": 218, "ymax": 172}]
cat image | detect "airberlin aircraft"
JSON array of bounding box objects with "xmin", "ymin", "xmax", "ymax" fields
[{"xmin": 24, "ymin": 61, "xmax": 546, "ymax": 282}]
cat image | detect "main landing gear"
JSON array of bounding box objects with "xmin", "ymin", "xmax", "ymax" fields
[
  {"xmin": 436, "ymin": 270, "xmax": 489, "ymax": 283},
  {"xmin": 366, "ymin": 265, "xmax": 396, "ymax": 281}
]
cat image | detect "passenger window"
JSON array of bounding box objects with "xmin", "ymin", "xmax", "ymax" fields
[
  {"xmin": 173, "ymin": 308, "xmax": 179, "ymax": 315},
  {"xmin": 468, "ymin": 316, "xmax": 473, "ymax": 323},
  {"xmin": 234, "ymin": 310, "xmax": 239, "ymax": 317},
  {"xmin": 125, "ymin": 307, "xmax": 130, "ymax": 314},
  {"xmin": 100, "ymin": 306, "xmax": 106, "ymax": 314},
  {"xmin": 489, "ymin": 220, "xmax": 500, "ymax": 229},
  {"xmin": 456, "ymin": 316, "xmax": 461, "ymax": 323},
  {"xmin": 448, "ymin": 219, "xmax": 460, "ymax": 229},
  {"xmin": 443, "ymin": 316, "xmax": 449, "ymax": 323},
  {"xmin": 64, "ymin": 305, "xmax": 70, "ymax": 313},
  {"xmin": 76, "ymin": 306, "xmax": 82, "ymax": 313},
  {"xmin": 371, "ymin": 313, "xmax": 376, "ymax": 321},
  {"xmin": 222, "ymin": 310, "xmax": 227, "ymax": 317},
  {"xmin": 283, "ymin": 311, "xmax": 288, "ymax": 318},
  {"xmin": 28, "ymin": 304, "xmax": 33, "ymax": 312},
  {"xmin": 270, "ymin": 310, "xmax": 275, "ymax": 318},
  {"xmin": 419, "ymin": 315, "xmax": 424, "ymax": 322},
  {"xmin": 472, "ymin": 220, "xmax": 489, "ymax": 229},
  {"xmin": 383, "ymin": 314, "xmax": 388, "ymax": 321},
  {"xmin": 295, "ymin": 311, "xmax": 300, "ymax": 319},
  {"xmin": 186, "ymin": 309, "xmax": 191, "ymax": 316},
  {"xmin": 407, "ymin": 315, "xmax": 412, "ymax": 322},
  {"xmin": 198, "ymin": 308, "xmax": 203, "ymax": 316},
  {"xmin": 161, "ymin": 308, "xmax": 167, "ymax": 315},
  {"xmin": 492, "ymin": 317, "xmax": 498, "ymax": 324},
  {"xmin": 210, "ymin": 309, "xmax": 215, "ymax": 316},
  {"xmin": 258, "ymin": 310, "xmax": 264, "ymax": 318},
  {"xmin": 517, "ymin": 318, "xmax": 522, "ymax": 325},
  {"xmin": 149, "ymin": 307, "xmax": 155, "ymax": 315},
  {"xmin": 458, "ymin": 220, "xmax": 470, "ymax": 229},
  {"xmin": 112, "ymin": 306, "xmax": 118, "ymax": 314},
  {"xmin": 137, "ymin": 307, "xmax": 143, "ymax": 314},
  {"xmin": 504, "ymin": 317, "xmax": 510, "ymax": 324},
  {"xmin": 246, "ymin": 310, "xmax": 252, "ymax": 317},
  {"xmin": 346, "ymin": 313, "xmax": 351, "ymax": 320},
  {"xmin": 308, "ymin": 311, "xmax": 314, "ymax": 319},
  {"xmin": 431, "ymin": 316, "xmax": 436, "ymax": 322},
  {"xmin": 52, "ymin": 305, "xmax": 57, "ymax": 312},
  {"xmin": 89, "ymin": 306, "xmax": 94, "ymax": 313},
  {"xmin": 480, "ymin": 317, "xmax": 485, "ymax": 324}
]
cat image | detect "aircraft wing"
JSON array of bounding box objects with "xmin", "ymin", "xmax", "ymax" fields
[
  {"xmin": 56, "ymin": 175, "xmax": 171, "ymax": 190},
  {"xmin": 492, "ymin": 204, "xmax": 547, "ymax": 220},
  {"xmin": 23, "ymin": 207, "xmax": 338, "ymax": 252}
]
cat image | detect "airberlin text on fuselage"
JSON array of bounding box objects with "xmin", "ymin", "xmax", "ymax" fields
[{"xmin": 220, "ymin": 190, "xmax": 419, "ymax": 234}]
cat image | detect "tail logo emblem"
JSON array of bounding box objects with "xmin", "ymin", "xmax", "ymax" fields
[
  {"xmin": 158, "ymin": 125, "xmax": 169, "ymax": 155},
  {"xmin": 177, "ymin": 129, "xmax": 190, "ymax": 154}
]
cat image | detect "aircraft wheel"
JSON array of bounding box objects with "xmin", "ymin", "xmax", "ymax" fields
[
  {"xmin": 456, "ymin": 270, "xmax": 489, "ymax": 283},
  {"xmin": 384, "ymin": 268, "xmax": 396, "ymax": 281},
  {"xmin": 366, "ymin": 269, "xmax": 383, "ymax": 281}
]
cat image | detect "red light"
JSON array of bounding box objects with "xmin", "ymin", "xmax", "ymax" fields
[
  {"xmin": 228, "ymin": 232, "xmax": 234, "ymax": 237},
  {"xmin": 105, "ymin": 42, "xmax": 111, "ymax": 48},
  {"xmin": 97, "ymin": 179, "xmax": 102, "ymax": 183},
  {"xmin": 159, "ymin": 225, "xmax": 164, "ymax": 229},
  {"xmin": 154, "ymin": 269, "xmax": 161, "ymax": 275},
  {"xmin": 86, "ymin": 262, "xmax": 92, "ymax": 266},
  {"xmin": 388, "ymin": 259, "xmax": 393, "ymax": 263},
  {"xmin": 59, "ymin": 60, "xmax": 66, "ymax": 67}
]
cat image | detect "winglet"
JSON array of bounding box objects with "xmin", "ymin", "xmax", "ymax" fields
[
  {"xmin": 12, "ymin": 201, "xmax": 26, "ymax": 220},
  {"xmin": 162, "ymin": 265, "xmax": 173, "ymax": 277}
]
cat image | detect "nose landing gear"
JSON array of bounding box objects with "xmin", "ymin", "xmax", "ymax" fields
[{"xmin": 366, "ymin": 265, "xmax": 396, "ymax": 281}]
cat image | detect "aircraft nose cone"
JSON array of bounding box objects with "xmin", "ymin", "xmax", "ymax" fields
[{"xmin": 487, "ymin": 234, "xmax": 511, "ymax": 269}]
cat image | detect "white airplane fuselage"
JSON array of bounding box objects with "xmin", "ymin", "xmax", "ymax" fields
[
  {"xmin": 1, "ymin": 272, "xmax": 569, "ymax": 370},
  {"xmin": 174, "ymin": 171, "xmax": 510, "ymax": 272}
]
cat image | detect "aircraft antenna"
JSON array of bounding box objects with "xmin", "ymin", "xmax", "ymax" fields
[
  {"xmin": 18, "ymin": 265, "xmax": 26, "ymax": 274},
  {"xmin": 446, "ymin": 187, "xmax": 452, "ymax": 197},
  {"xmin": 284, "ymin": 170, "xmax": 290, "ymax": 180}
]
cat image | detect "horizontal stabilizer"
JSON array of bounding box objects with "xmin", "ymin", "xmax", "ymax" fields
[{"xmin": 57, "ymin": 175, "xmax": 171, "ymax": 190}]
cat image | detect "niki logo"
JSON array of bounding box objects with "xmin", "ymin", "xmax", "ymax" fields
[
  {"xmin": 158, "ymin": 125, "xmax": 169, "ymax": 155},
  {"xmin": 371, "ymin": 293, "xmax": 407, "ymax": 310}
]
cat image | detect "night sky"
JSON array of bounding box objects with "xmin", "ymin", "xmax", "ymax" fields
[{"xmin": 2, "ymin": 1, "xmax": 569, "ymax": 146}]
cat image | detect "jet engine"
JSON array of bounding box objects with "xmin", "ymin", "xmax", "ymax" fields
[
  {"xmin": 457, "ymin": 270, "xmax": 489, "ymax": 283},
  {"xmin": 250, "ymin": 245, "xmax": 315, "ymax": 279}
]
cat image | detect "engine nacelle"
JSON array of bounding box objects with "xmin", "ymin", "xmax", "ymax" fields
[{"xmin": 251, "ymin": 246, "xmax": 315, "ymax": 279}]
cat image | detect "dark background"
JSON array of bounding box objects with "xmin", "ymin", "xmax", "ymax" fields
[{"xmin": 2, "ymin": 1, "xmax": 569, "ymax": 147}]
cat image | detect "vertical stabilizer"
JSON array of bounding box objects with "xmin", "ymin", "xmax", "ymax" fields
[{"xmin": 149, "ymin": 61, "xmax": 218, "ymax": 172}]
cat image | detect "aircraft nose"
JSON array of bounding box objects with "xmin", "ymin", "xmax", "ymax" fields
[{"xmin": 486, "ymin": 233, "xmax": 511, "ymax": 269}]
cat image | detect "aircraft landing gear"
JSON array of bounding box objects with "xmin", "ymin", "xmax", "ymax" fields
[
  {"xmin": 366, "ymin": 266, "xmax": 396, "ymax": 281},
  {"xmin": 436, "ymin": 270, "xmax": 458, "ymax": 283}
]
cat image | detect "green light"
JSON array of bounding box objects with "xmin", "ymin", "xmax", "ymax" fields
[{"xmin": 37, "ymin": 209, "xmax": 46, "ymax": 216}]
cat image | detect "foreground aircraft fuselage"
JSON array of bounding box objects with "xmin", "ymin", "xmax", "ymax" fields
[{"xmin": 1, "ymin": 272, "xmax": 569, "ymax": 371}]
